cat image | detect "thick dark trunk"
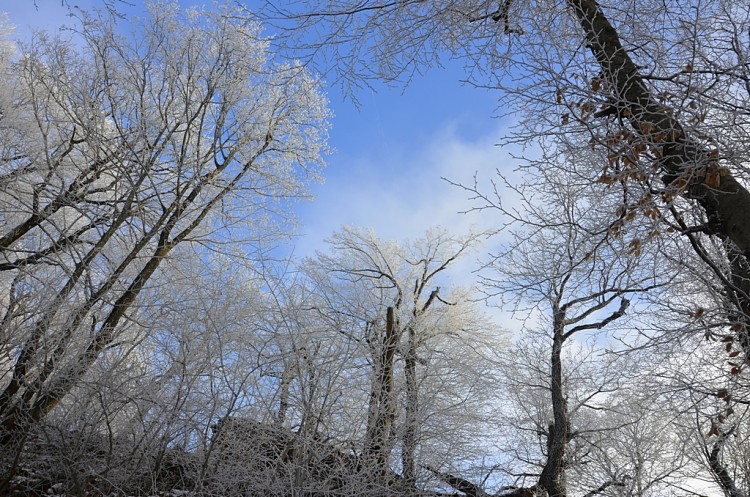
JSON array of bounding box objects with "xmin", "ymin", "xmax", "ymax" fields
[
  {"xmin": 707, "ymin": 429, "xmax": 745, "ymax": 497},
  {"xmin": 538, "ymin": 307, "xmax": 568, "ymax": 497},
  {"xmin": 568, "ymin": 0, "xmax": 750, "ymax": 358},
  {"xmin": 364, "ymin": 306, "xmax": 398, "ymax": 476},
  {"xmin": 567, "ymin": 0, "xmax": 750, "ymax": 254},
  {"xmin": 726, "ymin": 243, "xmax": 750, "ymax": 362},
  {"xmin": 568, "ymin": 0, "xmax": 750, "ymax": 255}
]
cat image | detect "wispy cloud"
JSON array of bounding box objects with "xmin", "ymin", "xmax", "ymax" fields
[
  {"xmin": 291, "ymin": 117, "xmax": 533, "ymax": 333},
  {"xmin": 294, "ymin": 120, "xmax": 520, "ymax": 256}
]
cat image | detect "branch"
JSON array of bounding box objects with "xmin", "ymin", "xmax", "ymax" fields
[
  {"xmin": 568, "ymin": 0, "xmax": 750, "ymax": 258},
  {"xmin": 581, "ymin": 480, "xmax": 627, "ymax": 497},
  {"xmin": 422, "ymin": 465, "xmax": 490, "ymax": 497},
  {"xmin": 707, "ymin": 427, "xmax": 746, "ymax": 497},
  {"xmin": 489, "ymin": 0, "xmax": 524, "ymax": 34},
  {"xmin": 421, "ymin": 287, "xmax": 440, "ymax": 312},
  {"xmin": 563, "ymin": 298, "xmax": 630, "ymax": 340},
  {"xmin": 496, "ymin": 486, "xmax": 539, "ymax": 497}
]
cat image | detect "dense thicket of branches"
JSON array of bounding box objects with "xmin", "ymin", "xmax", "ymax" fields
[
  {"xmin": 250, "ymin": 0, "xmax": 750, "ymax": 496},
  {"xmin": 1, "ymin": 1, "xmax": 750, "ymax": 496},
  {"xmin": 0, "ymin": 3, "xmax": 332, "ymax": 493}
]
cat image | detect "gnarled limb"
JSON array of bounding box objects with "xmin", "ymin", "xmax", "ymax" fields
[
  {"xmin": 707, "ymin": 427, "xmax": 746, "ymax": 497},
  {"xmin": 567, "ymin": 0, "xmax": 750, "ymax": 258}
]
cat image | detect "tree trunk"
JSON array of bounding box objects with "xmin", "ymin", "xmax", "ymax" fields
[
  {"xmin": 0, "ymin": 241, "xmax": 173, "ymax": 446},
  {"xmin": 275, "ymin": 365, "xmax": 294, "ymax": 426},
  {"xmin": 568, "ymin": 0, "xmax": 750, "ymax": 358},
  {"xmin": 538, "ymin": 306, "xmax": 569, "ymax": 497},
  {"xmin": 567, "ymin": 0, "xmax": 750, "ymax": 258},
  {"xmin": 364, "ymin": 306, "xmax": 398, "ymax": 477},
  {"xmin": 402, "ymin": 324, "xmax": 418, "ymax": 483}
]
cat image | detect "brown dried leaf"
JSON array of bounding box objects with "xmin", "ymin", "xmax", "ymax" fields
[
  {"xmin": 706, "ymin": 168, "xmax": 721, "ymax": 188},
  {"xmin": 639, "ymin": 122, "xmax": 655, "ymax": 135}
]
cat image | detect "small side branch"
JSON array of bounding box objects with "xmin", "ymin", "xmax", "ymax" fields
[
  {"xmin": 422, "ymin": 464, "xmax": 489, "ymax": 497},
  {"xmin": 469, "ymin": 0, "xmax": 524, "ymax": 34},
  {"xmin": 492, "ymin": 0, "xmax": 524, "ymax": 34},
  {"xmin": 564, "ymin": 298, "xmax": 630, "ymax": 340},
  {"xmin": 582, "ymin": 480, "xmax": 627, "ymax": 497}
]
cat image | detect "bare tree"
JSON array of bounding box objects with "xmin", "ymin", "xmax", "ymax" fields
[
  {"xmin": 302, "ymin": 226, "xmax": 505, "ymax": 488},
  {"xmin": 418, "ymin": 161, "xmax": 665, "ymax": 497},
  {"xmin": 253, "ymin": 0, "xmax": 750, "ymax": 362},
  {"xmin": 250, "ymin": 2, "xmax": 750, "ymax": 494},
  {"xmin": 0, "ymin": 1, "xmax": 329, "ymax": 451}
]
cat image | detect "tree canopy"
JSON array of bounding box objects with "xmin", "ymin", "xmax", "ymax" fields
[{"xmin": 1, "ymin": 1, "xmax": 750, "ymax": 497}]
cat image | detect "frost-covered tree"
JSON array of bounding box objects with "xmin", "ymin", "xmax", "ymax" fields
[
  {"xmin": 0, "ymin": 0, "xmax": 329, "ymax": 450},
  {"xmin": 460, "ymin": 164, "xmax": 663, "ymax": 497},
  {"xmin": 301, "ymin": 226, "xmax": 506, "ymax": 489},
  {"xmin": 252, "ymin": 2, "xmax": 750, "ymax": 494}
]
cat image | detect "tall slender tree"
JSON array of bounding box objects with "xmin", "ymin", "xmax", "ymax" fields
[
  {"xmin": 0, "ymin": 1, "xmax": 329, "ymax": 447},
  {"xmin": 302, "ymin": 226, "xmax": 504, "ymax": 486}
]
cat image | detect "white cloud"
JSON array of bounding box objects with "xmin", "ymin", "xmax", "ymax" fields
[
  {"xmin": 295, "ymin": 119, "xmax": 523, "ymax": 255},
  {"xmin": 291, "ymin": 118, "xmax": 533, "ymax": 334}
]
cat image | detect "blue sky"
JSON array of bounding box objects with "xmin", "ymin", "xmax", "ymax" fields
[{"xmin": 1, "ymin": 0, "xmax": 522, "ymax": 285}]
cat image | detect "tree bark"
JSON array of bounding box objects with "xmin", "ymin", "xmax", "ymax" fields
[
  {"xmin": 275, "ymin": 365, "xmax": 294, "ymax": 425},
  {"xmin": 567, "ymin": 0, "xmax": 750, "ymax": 358},
  {"xmin": 402, "ymin": 324, "xmax": 418, "ymax": 483},
  {"xmin": 364, "ymin": 306, "xmax": 398, "ymax": 476},
  {"xmin": 707, "ymin": 428, "xmax": 745, "ymax": 497},
  {"xmin": 421, "ymin": 464, "xmax": 490, "ymax": 497},
  {"xmin": 538, "ymin": 306, "xmax": 569, "ymax": 497},
  {"xmin": 568, "ymin": 0, "xmax": 750, "ymax": 255}
]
